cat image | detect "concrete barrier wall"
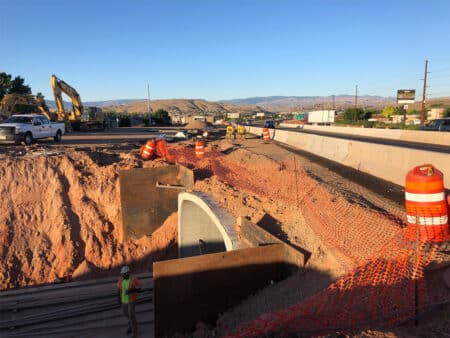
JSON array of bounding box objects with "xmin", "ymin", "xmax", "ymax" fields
[
  {"xmin": 248, "ymin": 126, "xmax": 450, "ymax": 188},
  {"xmin": 278, "ymin": 123, "xmax": 450, "ymax": 146}
]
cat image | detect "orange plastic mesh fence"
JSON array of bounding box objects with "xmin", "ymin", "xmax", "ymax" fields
[{"xmin": 166, "ymin": 144, "xmax": 444, "ymax": 336}]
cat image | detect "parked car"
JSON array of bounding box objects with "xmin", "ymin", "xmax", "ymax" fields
[
  {"xmin": 264, "ymin": 120, "xmax": 275, "ymax": 129},
  {"xmin": 419, "ymin": 118, "xmax": 450, "ymax": 131}
]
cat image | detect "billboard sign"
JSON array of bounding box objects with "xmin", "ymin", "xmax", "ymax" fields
[
  {"xmin": 227, "ymin": 112, "xmax": 240, "ymax": 119},
  {"xmin": 397, "ymin": 89, "xmax": 415, "ymax": 104}
]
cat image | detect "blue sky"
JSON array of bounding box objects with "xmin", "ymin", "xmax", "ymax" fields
[{"xmin": 1, "ymin": 0, "xmax": 450, "ymax": 101}]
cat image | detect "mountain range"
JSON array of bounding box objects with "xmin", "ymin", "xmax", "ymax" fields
[
  {"xmin": 219, "ymin": 95, "xmax": 396, "ymax": 112},
  {"xmin": 44, "ymin": 95, "xmax": 412, "ymax": 114}
]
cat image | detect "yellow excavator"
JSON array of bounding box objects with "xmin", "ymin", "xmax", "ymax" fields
[
  {"xmin": 0, "ymin": 93, "xmax": 57, "ymax": 121},
  {"xmin": 50, "ymin": 74, "xmax": 105, "ymax": 131}
]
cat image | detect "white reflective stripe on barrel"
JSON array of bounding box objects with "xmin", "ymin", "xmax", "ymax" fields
[
  {"xmin": 405, "ymin": 192, "xmax": 445, "ymax": 203},
  {"xmin": 406, "ymin": 214, "xmax": 448, "ymax": 226},
  {"xmin": 143, "ymin": 149, "xmax": 152, "ymax": 155}
]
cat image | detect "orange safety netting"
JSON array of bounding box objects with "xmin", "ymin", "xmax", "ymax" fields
[{"xmin": 164, "ymin": 143, "xmax": 445, "ymax": 336}]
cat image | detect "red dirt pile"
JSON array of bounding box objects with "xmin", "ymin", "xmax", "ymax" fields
[{"xmin": 0, "ymin": 149, "xmax": 177, "ymax": 290}]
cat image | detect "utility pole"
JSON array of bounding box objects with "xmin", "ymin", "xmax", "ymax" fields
[
  {"xmin": 332, "ymin": 95, "xmax": 335, "ymax": 110},
  {"xmin": 354, "ymin": 84, "xmax": 358, "ymax": 121},
  {"xmin": 147, "ymin": 83, "xmax": 151, "ymax": 113},
  {"xmin": 147, "ymin": 83, "xmax": 152, "ymax": 125},
  {"xmin": 420, "ymin": 60, "xmax": 428, "ymax": 125}
]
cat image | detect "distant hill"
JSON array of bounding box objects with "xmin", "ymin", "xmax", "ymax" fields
[
  {"xmin": 103, "ymin": 99, "xmax": 269, "ymax": 116},
  {"xmin": 45, "ymin": 99, "xmax": 141, "ymax": 110},
  {"xmin": 220, "ymin": 95, "xmax": 397, "ymax": 112},
  {"xmin": 44, "ymin": 95, "xmax": 450, "ymax": 115}
]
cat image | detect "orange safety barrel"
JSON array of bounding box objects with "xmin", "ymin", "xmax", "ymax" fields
[
  {"xmin": 195, "ymin": 140, "xmax": 205, "ymax": 159},
  {"xmin": 405, "ymin": 164, "xmax": 450, "ymax": 242},
  {"xmin": 156, "ymin": 139, "xmax": 173, "ymax": 161},
  {"xmin": 141, "ymin": 139, "xmax": 156, "ymax": 160},
  {"xmin": 262, "ymin": 128, "xmax": 270, "ymax": 142}
]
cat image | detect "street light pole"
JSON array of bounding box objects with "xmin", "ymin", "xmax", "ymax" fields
[{"xmin": 147, "ymin": 83, "xmax": 152, "ymax": 124}]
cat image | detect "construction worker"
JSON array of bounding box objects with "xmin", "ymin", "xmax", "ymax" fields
[
  {"xmin": 117, "ymin": 266, "xmax": 141, "ymax": 337},
  {"xmin": 226, "ymin": 125, "xmax": 234, "ymax": 140},
  {"xmin": 237, "ymin": 124, "xmax": 245, "ymax": 139}
]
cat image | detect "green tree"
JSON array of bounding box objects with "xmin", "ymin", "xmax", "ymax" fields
[
  {"xmin": 118, "ymin": 114, "xmax": 130, "ymax": 127},
  {"xmin": 382, "ymin": 106, "xmax": 398, "ymax": 118},
  {"xmin": 430, "ymin": 103, "xmax": 444, "ymax": 108},
  {"xmin": 9, "ymin": 76, "xmax": 31, "ymax": 95},
  {"xmin": 142, "ymin": 113, "xmax": 152, "ymax": 126},
  {"xmin": 443, "ymin": 107, "xmax": 450, "ymax": 118},
  {"xmin": 151, "ymin": 109, "xmax": 170, "ymax": 124},
  {"xmin": 0, "ymin": 72, "xmax": 12, "ymax": 100},
  {"xmin": 407, "ymin": 109, "xmax": 418, "ymax": 115},
  {"xmin": 343, "ymin": 108, "xmax": 365, "ymax": 121}
]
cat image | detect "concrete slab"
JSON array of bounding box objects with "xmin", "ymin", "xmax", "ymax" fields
[
  {"xmin": 237, "ymin": 216, "xmax": 307, "ymax": 267},
  {"xmin": 120, "ymin": 165, "xmax": 194, "ymax": 239}
]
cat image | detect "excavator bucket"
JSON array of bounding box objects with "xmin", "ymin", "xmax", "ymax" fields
[{"xmin": 119, "ymin": 165, "xmax": 194, "ymax": 240}]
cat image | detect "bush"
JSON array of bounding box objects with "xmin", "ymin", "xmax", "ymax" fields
[
  {"xmin": 444, "ymin": 107, "xmax": 450, "ymax": 118},
  {"xmin": 142, "ymin": 113, "xmax": 151, "ymax": 126},
  {"xmin": 118, "ymin": 115, "xmax": 130, "ymax": 127},
  {"xmin": 343, "ymin": 108, "xmax": 365, "ymax": 121},
  {"xmin": 151, "ymin": 109, "xmax": 171, "ymax": 125}
]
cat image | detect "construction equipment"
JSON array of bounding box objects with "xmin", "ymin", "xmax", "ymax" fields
[
  {"xmin": 0, "ymin": 93, "xmax": 57, "ymax": 122},
  {"xmin": 50, "ymin": 74, "xmax": 105, "ymax": 131}
]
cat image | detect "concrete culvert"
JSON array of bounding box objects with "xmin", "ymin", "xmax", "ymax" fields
[{"xmin": 178, "ymin": 191, "xmax": 240, "ymax": 258}]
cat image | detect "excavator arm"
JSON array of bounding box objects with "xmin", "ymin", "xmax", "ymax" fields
[{"xmin": 50, "ymin": 74, "xmax": 84, "ymax": 122}]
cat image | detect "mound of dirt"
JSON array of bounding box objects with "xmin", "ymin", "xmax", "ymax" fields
[{"xmin": 0, "ymin": 149, "xmax": 177, "ymax": 290}]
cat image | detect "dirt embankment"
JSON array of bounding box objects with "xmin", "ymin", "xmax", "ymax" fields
[{"xmin": 0, "ymin": 149, "xmax": 177, "ymax": 290}]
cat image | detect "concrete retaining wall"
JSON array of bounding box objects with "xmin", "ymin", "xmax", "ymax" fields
[
  {"xmin": 278, "ymin": 123, "xmax": 450, "ymax": 146},
  {"xmin": 154, "ymin": 244, "xmax": 298, "ymax": 337},
  {"xmin": 248, "ymin": 126, "xmax": 450, "ymax": 188}
]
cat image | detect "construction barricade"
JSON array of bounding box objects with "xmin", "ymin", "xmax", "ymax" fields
[
  {"xmin": 404, "ymin": 164, "xmax": 450, "ymax": 242},
  {"xmin": 262, "ymin": 127, "xmax": 270, "ymax": 142},
  {"xmin": 141, "ymin": 139, "xmax": 156, "ymax": 160},
  {"xmin": 195, "ymin": 140, "xmax": 205, "ymax": 159},
  {"xmin": 140, "ymin": 139, "xmax": 174, "ymax": 161}
]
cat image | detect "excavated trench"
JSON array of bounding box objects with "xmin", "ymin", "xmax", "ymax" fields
[{"xmin": 0, "ymin": 148, "xmax": 178, "ymax": 290}]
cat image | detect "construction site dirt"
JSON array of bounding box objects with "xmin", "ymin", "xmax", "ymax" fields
[{"xmin": 0, "ymin": 129, "xmax": 449, "ymax": 337}]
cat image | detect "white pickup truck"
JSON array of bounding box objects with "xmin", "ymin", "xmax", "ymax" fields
[{"xmin": 0, "ymin": 114, "xmax": 65, "ymax": 145}]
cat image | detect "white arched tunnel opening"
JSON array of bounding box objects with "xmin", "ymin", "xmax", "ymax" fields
[{"xmin": 178, "ymin": 192, "xmax": 239, "ymax": 258}]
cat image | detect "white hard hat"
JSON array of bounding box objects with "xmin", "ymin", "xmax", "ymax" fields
[{"xmin": 120, "ymin": 266, "xmax": 130, "ymax": 274}]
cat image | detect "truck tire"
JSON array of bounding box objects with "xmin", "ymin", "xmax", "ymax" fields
[
  {"xmin": 54, "ymin": 130, "xmax": 62, "ymax": 142},
  {"xmin": 24, "ymin": 132, "xmax": 33, "ymax": 146}
]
